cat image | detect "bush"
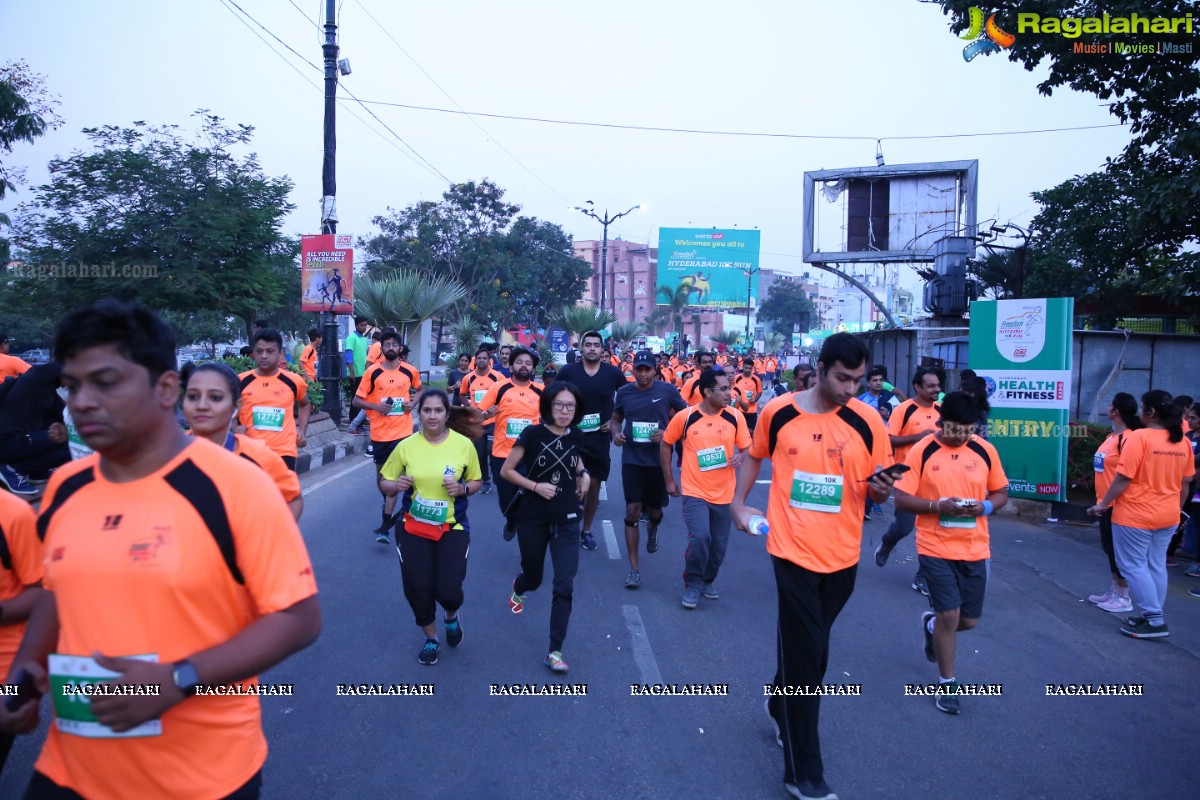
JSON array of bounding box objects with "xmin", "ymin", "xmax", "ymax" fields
[
  {"xmin": 192, "ymin": 354, "xmax": 324, "ymax": 415},
  {"xmin": 1066, "ymin": 421, "xmax": 1109, "ymax": 499}
]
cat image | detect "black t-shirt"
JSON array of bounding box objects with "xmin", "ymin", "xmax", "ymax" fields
[
  {"xmin": 555, "ymin": 361, "xmax": 629, "ymax": 436},
  {"xmin": 514, "ymin": 424, "xmax": 584, "ymax": 523},
  {"xmin": 446, "ymin": 368, "xmax": 469, "ymax": 404},
  {"xmin": 613, "ymin": 380, "xmax": 687, "ymax": 466}
]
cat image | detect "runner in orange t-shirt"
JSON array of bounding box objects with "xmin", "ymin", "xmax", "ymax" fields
[
  {"xmin": 876, "ymin": 366, "xmax": 942, "ymax": 595},
  {"xmin": 894, "ymin": 392, "xmax": 1008, "ymax": 714},
  {"xmin": 460, "ymin": 348, "xmax": 504, "ymax": 496},
  {"xmin": 365, "ymin": 331, "xmax": 383, "ymax": 367},
  {"xmin": 661, "ymin": 369, "xmax": 751, "ymax": 609},
  {"xmin": 1085, "ymin": 393, "xmax": 1143, "ymax": 612},
  {"xmin": 478, "ymin": 347, "xmax": 544, "ymax": 538},
  {"xmin": 237, "ymin": 329, "xmax": 311, "ymax": 470},
  {"xmin": 0, "ymin": 490, "xmax": 44, "ymax": 772},
  {"xmin": 1089, "ymin": 390, "xmax": 1195, "ymax": 639},
  {"xmin": 679, "ymin": 352, "xmax": 715, "ymax": 405},
  {"xmin": 0, "ymin": 345, "xmax": 30, "ymax": 381},
  {"xmin": 732, "ymin": 333, "xmax": 895, "ymax": 800},
  {"xmin": 733, "ymin": 359, "xmax": 763, "ymax": 433},
  {"xmin": 300, "ymin": 328, "xmax": 321, "ymax": 382},
  {"xmin": 0, "ymin": 299, "xmax": 320, "ymax": 800}
]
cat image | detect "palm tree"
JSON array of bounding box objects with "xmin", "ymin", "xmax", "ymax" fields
[
  {"xmin": 449, "ymin": 314, "xmax": 482, "ymax": 362},
  {"xmin": 656, "ymin": 284, "xmax": 692, "ymax": 350},
  {"xmin": 609, "ymin": 320, "xmax": 647, "ymax": 351},
  {"xmin": 354, "ymin": 269, "xmax": 469, "ymax": 342},
  {"xmin": 549, "ymin": 305, "xmax": 616, "ymax": 344},
  {"xmin": 709, "ymin": 330, "xmax": 742, "ymax": 349}
]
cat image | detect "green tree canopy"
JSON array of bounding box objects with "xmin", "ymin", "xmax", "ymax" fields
[
  {"xmin": 757, "ymin": 280, "xmax": 816, "ymax": 333},
  {"xmin": 1, "ymin": 59, "xmax": 63, "ymax": 263}
]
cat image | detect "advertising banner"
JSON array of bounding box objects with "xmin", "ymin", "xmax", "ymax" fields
[
  {"xmin": 657, "ymin": 228, "xmax": 760, "ymax": 309},
  {"xmin": 549, "ymin": 327, "xmax": 570, "ymax": 354},
  {"xmin": 969, "ymin": 298, "xmax": 1074, "ymax": 502},
  {"xmin": 301, "ymin": 234, "xmax": 354, "ymax": 314}
]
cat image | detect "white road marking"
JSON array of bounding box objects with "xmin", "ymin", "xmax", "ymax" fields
[
  {"xmin": 622, "ymin": 605, "xmax": 664, "ymax": 686},
  {"xmin": 602, "ymin": 519, "xmax": 620, "ymax": 560},
  {"xmin": 755, "ymin": 479, "xmax": 772, "ymax": 484},
  {"xmin": 301, "ymin": 459, "xmax": 371, "ymax": 496},
  {"xmin": 599, "ymin": 480, "xmax": 608, "ymax": 501}
]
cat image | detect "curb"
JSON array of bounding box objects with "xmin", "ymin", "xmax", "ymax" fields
[{"xmin": 296, "ymin": 437, "xmax": 366, "ymax": 475}]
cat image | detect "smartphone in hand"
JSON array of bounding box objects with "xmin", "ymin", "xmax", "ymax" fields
[{"xmin": 4, "ymin": 668, "xmax": 42, "ymax": 712}]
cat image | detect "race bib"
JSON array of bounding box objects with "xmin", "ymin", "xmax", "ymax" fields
[
  {"xmin": 506, "ymin": 418, "xmax": 533, "ymax": 439},
  {"xmin": 49, "ymin": 654, "xmax": 163, "ymax": 739},
  {"xmin": 410, "ymin": 492, "xmax": 450, "ymax": 525},
  {"xmin": 1093, "ymin": 452, "xmax": 1105, "ymax": 472},
  {"xmin": 789, "ymin": 471, "xmax": 843, "ymax": 513},
  {"xmin": 939, "ymin": 513, "xmax": 978, "ymax": 529},
  {"xmin": 251, "ymin": 406, "xmax": 286, "ymax": 432},
  {"xmin": 744, "ymin": 391, "xmax": 755, "ymax": 402},
  {"xmin": 474, "ymin": 389, "xmax": 487, "ymax": 405},
  {"xmin": 631, "ymin": 421, "xmax": 658, "ymax": 443},
  {"xmin": 387, "ymin": 397, "xmax": 407, "ymax": 415},
  {"xmin": 696, "ymin": 445, "xmax": 728, "ymax": 472},
  {"xmin": 579, "ymin": 413, "xmax": 602, "ymax": 433}
]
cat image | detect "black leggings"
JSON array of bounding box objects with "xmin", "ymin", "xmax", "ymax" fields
[
  {"xmin": 1099, "ymin": 508, "xmax": 1123, "ymax": 579},
  {"xmin": 25, "ymin": 770, "xmax": 263, "ymax": 799},
  {"xmin": 514, "ymin": 519, "xmax": 581, "ymax": 653},
  {"xmin": 397, "ymin": 526, "xmax": 470, "ymax": 628}
]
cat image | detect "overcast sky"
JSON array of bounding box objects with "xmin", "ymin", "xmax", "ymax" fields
[{"xmin": 3, "ymin": 0, "xmax": 1132, "ymax": 291}]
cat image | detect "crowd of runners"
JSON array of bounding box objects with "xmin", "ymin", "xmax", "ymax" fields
[{"xmin": 0, "ymin": 304, "xmax": 1195, "ymax": 800}]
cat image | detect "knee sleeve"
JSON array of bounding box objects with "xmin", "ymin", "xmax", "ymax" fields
[{"xmin": 624, "ymin": 518, "xmax": 640, "ymax": 528}]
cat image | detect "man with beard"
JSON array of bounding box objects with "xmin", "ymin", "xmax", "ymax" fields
[
  {"xmin": 680, "ymin": 352, "xmax": 716, "ymax": 406},
  {"xmin": 554, "ymin": 330, "xmax": 629, "ymax": 551},
  {"xmin": 478, "ymin": 348, "xmax": 544, "ymax": 539},
  {"xmin": 353, "ymin": 328, "xmax": 422, "ymax": 542},
  {"xmin": 237, "ymin": 329, "xmax": 311, "ymax": 471}
]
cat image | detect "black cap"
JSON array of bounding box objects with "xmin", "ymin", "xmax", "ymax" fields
[{"xmin": 633, "ymin": 350, "xmax": 656, "ymax": 368}]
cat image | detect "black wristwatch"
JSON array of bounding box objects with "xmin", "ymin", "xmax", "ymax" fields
[{"xmin": 172, "ymin": 660, "xmax": 200, "ymax": 696}]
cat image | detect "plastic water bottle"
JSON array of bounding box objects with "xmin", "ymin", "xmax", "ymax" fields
[{"xmin": 748, "ymin": 515, "xmax": 770, "ymax": 536}]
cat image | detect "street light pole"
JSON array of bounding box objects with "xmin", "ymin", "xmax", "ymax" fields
[
  {"xmin": 743, "ymin": 266, "xmax": 761, "ymax": 343},
  {"xmin": 569, "ymin": 202, "xmax": 643, "ymax": 315},
  {"xmin": 318, "ymin": 0, "xmax": 342, "ymax": 424}
]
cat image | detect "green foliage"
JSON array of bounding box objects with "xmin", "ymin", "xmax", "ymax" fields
[
  {"xmin": 709, "ymin": 330, "xmax": 742, "ymax": 348},
  {"xmin": 1, "ymin": 60, "xmax": 63, "ymax": 263},
  {"xmin": 354, "ymin": 270, "xmax": 468, "ymax": 341},
  {"xmin": 757, "ymin": 280, "xmax": 816, "ymax": 333},
  {"xmin": 608, "ymin": 321, "xmax": 647, "ymax": 350},
  {"xmin": 549, "ymin": 305, "xmax": 615, "ymax": 342},
  {"xmin": 1065, "ymin": 422, "xmax": 1110, "ymax": 498},
  {"xmin": 450, "ymin": 315, "xmax": 482, "ymax": 357},
  {"xmin": 655, "ymin": 284, "xmax": 692, "ymax": 346}
]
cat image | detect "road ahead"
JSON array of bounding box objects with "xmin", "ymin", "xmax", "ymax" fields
[{"xmin": 1, "ymin": 443, "xmax": 1194, "ymax": 799}]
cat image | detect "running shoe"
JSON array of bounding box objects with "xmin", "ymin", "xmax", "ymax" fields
[
  {"xmin": 0, "ymin": 465, "xmax": 38, "ymax": 496},
  {"xmin": 1087, "ymin": 586, "xmax": 1115, "ymax": 604},
  {"xmin": 544, "ymin": 651, "xmax": 569, "ymax": 673},
  {"xmin": 921, "ymin": 611, "xmax": 936, "ymax": 663},
  {"xmin": 784, "ymin": 779, "xmax": 839, "ymax": 800},
  {"xmin": 445, "ymin": 616, "xmax": 463, "ymax": 648},
  {"xmin": 1186, "ymin": 562, "xmax": 1200, "ymax": 577},
  {"xmin": 764, "ymin": 697, "xmax": 782, "ymax": 748},
  {"xmin": 1188, "ymin": 588, "xmax": 1200, "ymax": 598},
  {"xmin": 702, "ymin": 582, "xmax": 719, "ymax": 600},
  {"xmin": 1097, "ymin": 593, "xmax": 1133, "ymax": 613},
  {"xmin": 418, "ymin": 638, "xmax": 439, "ymax": 665},
  {"xmin": 911, "ymin": 575, "xmax": 930, "ymax": 597},
  {"xmin": 646, "ymin": 520, "xmax": 659, "ymax": 553},
  {"xmin": 863, "ymin": 511, "xmax": 871, "ymax": 522},
  {"xmin": 363, "ymin": 444, "xmax": 374, "ymax": 458},
  {"xmin": 1120, "ymin": 617, "xmax": 1169, "ymax": 639},
  {"xmin": 480, "ymin": 481, "xmax": 493, "ymax": 495},
  {"xmin": 681, "ymin": 586, "xmax": 701, "ymax": 609},
  {"xmin": 581, "ymin": 531, "xmax": 599, "ymax": 551},
  {"xmin": 503, "ymin": 522, "xmax": 517, "ymax": 542},
  {"xmin": 508, "ymin": 583, "xmax": 526, "ymax": 614},
  {"xmin": 935, "ymin": 681, "xmax": 961, "ymax": 715},
  {"xmin": 874, "ymin": 541, "xmax": 894, "ymax": 568},
  {"xmin": 1165, "ymin": 557, "xmax": 1178, "ymax": 568},
  {"xmin": 624, "ymin": 570, "xmax": 641, "ymax": 589}
]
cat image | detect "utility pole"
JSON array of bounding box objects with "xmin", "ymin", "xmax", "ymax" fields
[
  {"xmin": 569, "ymin": 202, "xmax": 643, "ymax": 315},
  {"xmin": 318, "ymin": 0, "xmax": 342, "ymax": 424},
  {"xmin": 743, "ymin": 266, "xmax": 761, "ymax": 343}
]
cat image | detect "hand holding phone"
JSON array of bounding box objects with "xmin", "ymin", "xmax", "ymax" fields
[{"xmin": 863, "ymin": 463, "xmax": 911, "ymax": 482}]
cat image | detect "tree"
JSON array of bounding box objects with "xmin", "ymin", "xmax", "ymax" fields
[
  {"xmin": 757, "ymin": 280, "xmax": 816, "ymax": 333},
  {"xmin": 656, "ymin": 284, "xmax": 692, "ymax": 347},
  {"xmin": 353, "ymin": 270, "xmax": 469, "ymax": 343},
  {"xmin": 549, "ymin": 305, "xmax": 615, "ymax": 344},
  {"xmin": 1, "ymin": 60, "xmax": 63, "ymax": 263},
  {"xmin": 609, "ymin": 321, "xmax": 647, "ymax": 351},
  {"xmin": 967, "ymin": 249, "xmax": 1025, "ymax": 300},
  {"xmin": 160, "ymin": 310, "xmax": 243, "ymax": 358},
  {"xmin": 6, "ymin": 112, "xmax": 298, "ymax": 332}
]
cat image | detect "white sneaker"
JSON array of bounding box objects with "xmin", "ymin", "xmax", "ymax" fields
[
  {"xmin": 1087, "ymin": 587, "xmax": 1115, "ymax": 605},
  {"xmin": 1097, "ymin": 594, "xmax": 1133, "ymax": 613}
]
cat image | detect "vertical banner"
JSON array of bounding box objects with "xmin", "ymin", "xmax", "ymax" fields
[
  {"xmin": 970, "ymin": 298, "xmax": 1074, "ymax": 502},
  {"xmin": 549, "ymin": 327, "xmax": 570, "ymax": 355},
  {"xmin": 301, "ymin": 234, "xmax": 354, "ymax": 313}
]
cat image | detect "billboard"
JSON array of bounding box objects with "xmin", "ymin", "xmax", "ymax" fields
[
  {"xmin": 657, "ymin": 228, "xmax": 760, "ymax": 310},
  {"xmin": 301, "ymin": 234, "xmax": 354, "ymax": 314},
  {"xmin": 970, "ymin": 298, "xmax": 1074, "ymax": 502}
]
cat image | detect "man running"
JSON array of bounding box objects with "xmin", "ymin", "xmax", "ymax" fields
[
  {"xmin": 300, "ymin": 328, "xmax": 321, "ymax": 382},
  {"xmin": 495, "ymin": 345, "xmax": 513, "ymax": 378},
  {"xmin": 343, "ymin": 316, "xmax": 372, "ymax": 435},
  {"xmin": 461, "ymin": 348, "xmax": 504, "ymax": 496},
  {"xmin": 733, "ymin": 357, "xmax": 763, "ymax": 434},
  {"xmin": 0, "ymin": 488, "xmax": 43, "ymax": 774},
  {"xmin": 0, "ymin": 299, "xmax": 320, "ymax": 799},
  {"xmin": 0, "ymin": 334, "xmax": 31, "ymax": 381},
  {"xmin": 732, "ymin": 333, "xmax": 895, "ymax": 800},
  {"xmin": 238, "ymin": 328, "xmax": 311, "ymax": 471},
  {"xmin": 478, "ymin": 347, "xmax": 544, "ymax": 539},
  {"xmin": 611, "ymin": 350, "xmax": 687, "ymax": 588},
  {"xmin": 680, "ymin": 351, "xmax": 716, "ymax": 405},
  {"xmin": 662, "ymin": 368, "xmax": 750, "ymax": 609},
  {"xmin": 555, "ymin": 330, "xmax": 629, "ymax": 551},
  {"xmin": 857, "ymin": 366, "xmax": 899, "ymax": 423},
  {"xmin": 353, "ymin": 328, "xmax": 422, "ymax": 542},
  {"xmin": 874, "ymin": 367, "xmax": 942, "ymax": 595}
]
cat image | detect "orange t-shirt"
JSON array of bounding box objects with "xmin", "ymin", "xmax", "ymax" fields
[
  {"xmin": 610, "ymin": 355, "xmax": 620, "ymax": 367},
  {"xmin": 1093, "ymin": 431, "xmax": 1126, "ymax": 505},
  {"xmin": 663, "ymin": 405, "xmax": 751, "ymax": 504},
  {"xmin": 366, "ymin": 342, "xmax": 382, "ymax": 366},
  {"xmin": 766, "ymin": 356, "xmax": 779, "ymax": 373},
  {"xmin": 237, "ymin": 370, "xmax": 308, "ymax": 459},
  {"xmin": 459, "ymin": 370, "xmax": 504, "ymax": 411},
  {"xmin": 235, "ymin": 434, "xmax": 301, "ymax": 502},
  {"xmin": 750, "ymin": 395, "xmax": 892, "ymax": 573},
  {"xmin": 0, "ymin": 491, "xmax": 43, "ymax": 680},
  {"xmin": 733, "ymin": 374, "xmax": 762, "ymax": 414},
  {"xmin": 0, "ymin": 353, "xmax": 31, "ymax": 380},
  {"xmin": 34, "ymin": 438, "xmax": 317, "ymax": 800},
  {"xmin": 887, "ymin": 399, "xmax": 940, "ymax": 464},
  {"xmin": 896, "ymin": 435, "xmax": 1008, "ymax": 561},
  {"xmin": 478, "ymin": 379, "xmax": 544, "ymax": 458},
  {"xmin": 658, "ymin": 366, "xmax": 676, "ymax": 385},
  {"xmin": 1113, "ymin": 427, "xmax": 1195, "ymax": 529},
  {"xmin": 680, "ymin": 375, "xmax": 702, "ymax": 406},
  {"xmin": 300, "ymin": 344, "xmax": 318, "ymax": 382},
  {"xmin": 355, "ymin": 362, "xmax": 421, "ymax": 443}
]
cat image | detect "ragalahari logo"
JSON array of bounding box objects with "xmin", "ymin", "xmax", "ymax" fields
[{"xmin": 960, "ymin": 7, "xmax": 1016, "ymax": 61}]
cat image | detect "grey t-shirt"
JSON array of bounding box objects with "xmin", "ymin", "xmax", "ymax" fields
[{"xmin": 613, "ymin": 380, "xmax": 687, "ymax": 466}]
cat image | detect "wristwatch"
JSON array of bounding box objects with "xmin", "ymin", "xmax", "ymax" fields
[{"xmin": 172, "ymin": 660, "xmax": 200, "ymax": 696}]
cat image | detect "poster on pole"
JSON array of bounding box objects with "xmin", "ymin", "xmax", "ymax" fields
[
  {"xmin": 969, "ymin": 298, "xmax": 1074, "ymax": 502},
  {"xmin": 657, "ymin": 228, "xmax": 760, "ymax": 309},
  {"xmin": 301, "ymin": 234, "xmax": 354, "ymax": 314}
]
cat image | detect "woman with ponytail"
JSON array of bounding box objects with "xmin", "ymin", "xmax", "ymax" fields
[
  {"xmin": 1088, "ymin": 390, "xmax": 1194, "ymax": 638},
  {"xmin": 1086, "ymin": 393, "xmax": 1143, "ymax": 613}
]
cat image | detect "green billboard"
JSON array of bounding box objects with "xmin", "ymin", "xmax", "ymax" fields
[
  {"xmin": 969, "ymin": 298, "xmax": 1074, "ymax": 502},
  {"xmin": 657, "ymin": 228, "xmax": 761, "ymax": 309}
]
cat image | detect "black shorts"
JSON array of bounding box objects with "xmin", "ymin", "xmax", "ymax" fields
[
  {"xmin": 578, "ymin": 434, "xmax": 612, "ymax": 481},
  {"xmin": 372, "ymin": 438, "xmax": 402, "ymax": 467},
  {"xmin": 282, "ymin": 455, "xmax": 297, "ymax": 472},
  {"xmin": 622, "ymin": 463, "xmax": 666, "ymax": 510},
  {"xmin": 918, "ymin": 554, "xmax": 987, "ymax": 618}
]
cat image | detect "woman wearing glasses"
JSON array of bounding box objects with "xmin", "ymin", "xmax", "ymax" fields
[{"xmin": 500, "ymin": 382, "xmax": 591, "ymax": 672}]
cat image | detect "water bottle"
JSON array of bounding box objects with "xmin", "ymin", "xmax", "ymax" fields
[{"xmin": 748, "ymin": 515, "xmax": 770, "ymax": 536}]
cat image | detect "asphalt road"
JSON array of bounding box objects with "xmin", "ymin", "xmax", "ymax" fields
[{"xmin": 1, "ymin": 442, "xmax": 1194, "ymax": 800}]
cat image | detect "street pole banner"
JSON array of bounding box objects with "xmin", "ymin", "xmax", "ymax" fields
[
  {"xmin": 657, "ymin": 228, "xmax": 760, "ymax": 309},
  {"xmin": 970, "ymin": 298, "xmax": 1074, "ymax": 502},
  {"xmin": 301, "ymin": 233, "xmax": 354, "ymax": 313}
]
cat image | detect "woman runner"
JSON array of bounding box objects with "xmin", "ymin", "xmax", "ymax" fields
[{"xmin": 1086, "ymin": 393, "xmax": 1142, "ymax": 613}]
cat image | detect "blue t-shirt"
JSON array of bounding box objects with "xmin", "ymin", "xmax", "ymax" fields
[{"xmin": 613, "ymin": 380, "xmax": 687, "ymax": 466}]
